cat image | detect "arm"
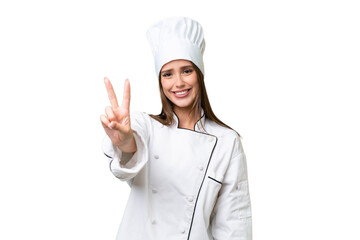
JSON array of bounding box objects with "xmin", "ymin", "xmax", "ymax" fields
[
  {"xmin": 100, "ymin": 77, "xmax": 150, "ymax": 183},
  {"xmin": 210, "ymin": 139, "xmax": 252, "ymax": 239},
  {"xmin": 102, "ymin": 111, "xmax": 150, "ymax": 182}
]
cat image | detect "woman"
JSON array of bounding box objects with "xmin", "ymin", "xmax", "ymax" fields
[{"xmin": 100, "ymin": 17, "xmax": 252, "ymax": 240}]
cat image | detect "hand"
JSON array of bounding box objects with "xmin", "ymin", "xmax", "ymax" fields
[{"xmin": 100, "ymin": 77, "xmax": 136, "ymax": 153}]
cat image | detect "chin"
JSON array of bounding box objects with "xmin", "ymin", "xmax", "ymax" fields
[{"xmin": 171, "ymin": 100, "xmax": 193, "ymax": 109}]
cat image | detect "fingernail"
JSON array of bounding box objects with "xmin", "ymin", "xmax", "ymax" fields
[{"xmin": 108, "ymin": 122, "xmax": 112, "ymax": 129}]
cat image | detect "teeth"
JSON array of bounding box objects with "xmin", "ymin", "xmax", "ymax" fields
[{"xmin": 175, "ymin": 90, "xmax": 189, "ymax": 95}]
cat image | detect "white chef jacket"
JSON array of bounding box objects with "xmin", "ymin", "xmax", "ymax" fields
[{"xmin": 102, "ymin": 109, "xmax": 252, "ymax": 240}]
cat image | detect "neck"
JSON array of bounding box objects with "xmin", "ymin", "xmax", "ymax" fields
[{"xmin": 174, "ymin": 106, "xmax": 201, "ymax": 130}]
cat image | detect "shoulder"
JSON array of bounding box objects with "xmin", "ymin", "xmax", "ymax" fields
[
  {"xmin": 206, "ymin": 118, "xmax": 244, "ymax": 157},
  {"xmin": 206, "ymin": 118, "xmax": 239, "ymax": 139},
  {"xmin": 130, "ymin": 111, "xmax": 149, "ymax": 123},
  {"xmin": 128, "ymin": 111, "xmax": 157, "ymax": 139},
  {"xmin": 130, "ymin": 111, "xmax": 163, "ymax": 128},
  {"xmin": 129, "ymin": 111, "xmax": 152, "ymax": 129}
]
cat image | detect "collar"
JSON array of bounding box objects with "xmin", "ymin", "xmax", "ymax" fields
[{"xmin": 172, "ymin": 108, "xmax": 206, "ymax": 132}]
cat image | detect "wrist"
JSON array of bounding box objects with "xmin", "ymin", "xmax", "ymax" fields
[{"xmin": 116, "ymin": 132, "xmax": 137, "ymax": 153}]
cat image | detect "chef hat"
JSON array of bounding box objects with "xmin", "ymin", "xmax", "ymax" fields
[{"xmin": 146, "ymin": 16, "xmax": 206, "ymax": 77}]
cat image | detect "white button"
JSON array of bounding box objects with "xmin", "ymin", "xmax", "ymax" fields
[
  {"xmin": 152, "ymin": 188, "xmax": 157, "ymax": 193},
  {"xmin": 199, "ymin": 166, "xmax": 204, "ymax": 171},
  {"xmin": 181, "ymin": 228, "xmax": 186, "ymax": 234},
  {"xmin": 208, "ymin": 138, "xmax": 214, "ymax": 142},
  {"xmin": 154, "ymin": 154, "xmax": 159, "ymax": 159},
  {"xmin": 151, "ymin": 219, "xmax": 156, "ymax": 224},
  {"xmin": 187, "ymin": 196, "xmax": 194, "ymax": 202}
]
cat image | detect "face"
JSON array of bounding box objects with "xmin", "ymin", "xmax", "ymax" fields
[{"xmin": 160, "ymin": 59, "xmax": 199, "ymax": 111}]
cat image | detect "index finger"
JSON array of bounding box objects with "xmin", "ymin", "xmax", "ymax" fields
[{"xmin": 104, "ymin": 77, "xmax": 119, "ymax": 108}]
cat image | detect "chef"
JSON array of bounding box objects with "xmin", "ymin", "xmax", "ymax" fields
[{"xmin": 100, "ymin": 16, "xmax": 252, "ymax": 240}]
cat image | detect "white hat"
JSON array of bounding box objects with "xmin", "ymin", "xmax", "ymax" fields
[{"xmin": 146, "ymin": 16, "xmax": 206, "ymax": 78}]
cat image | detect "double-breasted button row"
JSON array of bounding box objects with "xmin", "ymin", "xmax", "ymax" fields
[
  {"xmin": 153, "ymin": 154, "xmax": 205, "ymax": 173},
  {"xmin": 151, "ymin": 219, "xmax": 186, "ymax": 235},
  {"xmin": 151, "ymin": 219, "xmax": 187, "ymax": 235}
]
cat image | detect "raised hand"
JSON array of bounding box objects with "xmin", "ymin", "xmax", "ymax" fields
[{"xmin": 100, "ymin": 77, "xmax": 137, "ymax": 153}]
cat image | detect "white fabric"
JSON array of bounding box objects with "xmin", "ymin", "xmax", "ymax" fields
[
  {"xmin": 146, "ymin": 16, "xmax": 206, "ymax": 77},
  {"xmin": 102, "ymin": 111, "xmax": 252, "ymax": 240}
]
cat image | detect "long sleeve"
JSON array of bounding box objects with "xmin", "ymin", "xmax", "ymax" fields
[
  {"xmin": 210, "ymin": 138, "xmax": 252, "ymax": 239},
  {"xmin": 102, "ymin": 111, "xmax": 151, "ymax": 183}
]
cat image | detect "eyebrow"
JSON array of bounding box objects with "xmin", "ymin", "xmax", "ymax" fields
[{"xmin": 160, "ymin": 65, "xmax": 194, "ymax": 74}]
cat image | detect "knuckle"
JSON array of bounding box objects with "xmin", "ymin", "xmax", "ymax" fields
[{"xmin": 121, "ymin": 126, "xmax": 128, "ymax": 133}]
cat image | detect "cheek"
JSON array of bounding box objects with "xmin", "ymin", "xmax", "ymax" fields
[
  {"xmin": 161, "ymin": 83, "xmax": 173, "ymax": 99},
  {"xmin": 161, "ymin": 80, "xmax": 171, "ymax": 91},
  {"xmin": 192, "ymin": 86, "xmax": 199, "ymax": 96},
  {"xmin": 191, "ymin": 79, "xmax": 199, "ymax": 94},
  {"xmin": 162, "ymin": 88, "xmax": 170, "ymax": 97},
  {"xmin": 161, "ymin": 85, "xmax": 171, "ymax": 95},
  {"xmin": 189, "ymin": 75, "xmax": 198, "ymax": 87}
]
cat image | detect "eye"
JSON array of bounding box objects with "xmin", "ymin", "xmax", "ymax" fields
[
  {"xmin": 183, "ymin": 69, "xmax": 193, "ymax": 74},
  {"xmin": 162, "ymin": 72, "xmax": 172, "ymax": 78}
]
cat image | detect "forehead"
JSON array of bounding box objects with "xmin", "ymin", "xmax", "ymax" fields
[{"xmin": 161, "ymin": 59, "xmax": 193, "ymax": 71}]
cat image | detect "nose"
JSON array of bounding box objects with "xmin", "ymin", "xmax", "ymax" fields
[{"xmin": 174, "ymin": 73, "xmax": 185, "ymax": 88}]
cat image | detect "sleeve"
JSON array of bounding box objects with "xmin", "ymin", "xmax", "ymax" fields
[
  {"xmin": 210, "ymin": 137, "xmax": 252, "ymax": 240},
  {"xmin": 101, "ymin": 111, "xmax": 151, "ymax": 184}
]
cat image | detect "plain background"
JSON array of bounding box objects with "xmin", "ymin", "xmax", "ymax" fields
[{"xmin": 0, "ymin": 0, "xmax": 359, "ymax": 239}]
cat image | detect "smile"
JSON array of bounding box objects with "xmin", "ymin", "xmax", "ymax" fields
[{"xmin": 172, "ymin": 88, "xmax": 191, "ymax": 98}]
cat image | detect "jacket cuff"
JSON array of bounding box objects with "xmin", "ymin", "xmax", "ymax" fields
[{"xmin": 102, "ymin": 130, "xmax": 148, "ymax": 181}]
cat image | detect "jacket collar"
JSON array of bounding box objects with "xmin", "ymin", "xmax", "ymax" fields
[{"xmin": 172, "ymin": 108, "xmax": 206, "ymax": 132}]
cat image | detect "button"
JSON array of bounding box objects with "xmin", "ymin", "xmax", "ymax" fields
[
  {"xmin": 154, "ymin": 154, "xmax": 159, "ymax": 159},
  {"xmin": 199, "ymin": 166, "xmax": 204, "ymax": 171},
  {"xmin": 152, "ymin": 188, "xmax": 157, "ymax": 193},
  {"xmin": 187, "ymin": 196, "xmax": 194, "ymax": 202},
  {"xmin": 181, "ymin": 228, "xmax": 186, "ymax": 234},
  {"xmin": 151, "ymin": 219, "xmax": 156, "ymax": 224},
  {"xmin": 208, "ymin": 138, "xmax": 214, "ymax": 142}
]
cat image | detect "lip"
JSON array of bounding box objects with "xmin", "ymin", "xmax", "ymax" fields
[{"xmin": 172, "ymin": 88, "xmax": 191, "ymax": 98}]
